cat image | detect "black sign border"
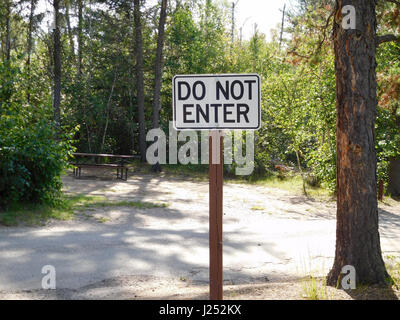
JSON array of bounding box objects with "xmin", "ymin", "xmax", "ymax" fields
[{"xmin": 173, "ymin": 74, "xmax": 261, "ymax": 130}]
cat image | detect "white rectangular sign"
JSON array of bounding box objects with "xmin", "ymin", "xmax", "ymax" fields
[{"xmin": 173, "ymin": 74, "xmax": 261, "ymax": 130}]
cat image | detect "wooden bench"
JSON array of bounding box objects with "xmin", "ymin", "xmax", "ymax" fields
[
  {"xmin": 72, "ymin": 163, "xmax": 128, "ymax": 180},
  {"xmin": 72, "ymin": 153, "xmax": 139, "ymax": 181}
]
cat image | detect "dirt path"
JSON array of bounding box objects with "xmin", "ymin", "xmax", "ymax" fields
[{"xmin": 1, "ymin": 171, "xmax": 399, "ymax": 299}]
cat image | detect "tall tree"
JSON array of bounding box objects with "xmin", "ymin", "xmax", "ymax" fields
[
  {"xmin": 152, "ymin": 0, "xmax": 167, "ymax": 130},
  {"xmin": 26, "ymin": 0, "xmax": 38, "ymax": 103},
  {"xmin": 53, "ymin": 0, "xmax": 62, "ymax": 133},
  {"xmin": 65, "ymin": 0, "xmax": 75, "ymax": 59},
  {"xmin": 327, "ymin": 0, "xmax": 391, "ymax": 286},
  {"xmin": 77, "ymin": 0, "xmax": 83, "ymax": 77},
  {"xmin": 5, "ymin": 0, "xmax": 12, "ymax": 61},
  {"xmin": 151, "ymin": 0, "xmax": 167, "ymax": 172},
  {"xmin": 134, "ymin": 0, "xmax": 146, "ymax": 162}
]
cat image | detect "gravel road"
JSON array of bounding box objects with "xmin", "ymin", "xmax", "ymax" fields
[{"xmin": 1, "ymin": 172, "xmax": 399, "ymax": 299}]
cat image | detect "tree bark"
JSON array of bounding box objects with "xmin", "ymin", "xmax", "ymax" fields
[
  {"xmin": 77, "ymin": 0, "xmax": 83, "ymax": 77},
  {"xmin": 65, "ymin": 0, "xmax": 75, "ymax": 59},
  {"xmin": 101, "ymin": 71, "xmax": 117, "ymax": 153},
  {"xmin": 53, "ymin": 0, "xmax": 62, "ymax": 134},
  {"xmin": 26, "ymin": 0, "xmax": 37, "ymax": 103},
  {"xmin": 134, "ymin": 0, "xmax": 146, "ymax": 162},
  {"xmin": 327, "ymin": 0, "xmax": 389, "ymax": 286},
  {"xmin": 152, "ymin": 0, "xmax": 167, "ymax": 129},
  {"xmin": 5, "ymin": 0, "xmax": 11, "ymax": 61},
  {"xmin": 151, "ymin": 0, "xmax": 167, "ymax": 172}
]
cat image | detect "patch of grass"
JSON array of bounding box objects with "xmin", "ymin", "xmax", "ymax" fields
[
  {"xmin": 385, "ymin": 255, "xmax": 400, "ymax": 289},
  {"xmin": 237, "ymin": 173, "xmax": 332, "ymax": 200},
  {"xmin": 63, "ymin": 194, "xmax": 168, "ymax": 210},
  {"xmin": 96, "ymin": 217, "xmax": 110, "ymax": 223},
  {"xmin": 88, "ymin": 200, "xmax": 168, "ymax": 209},
  {"xmin": 0, "ymin": 194, "xmax": 168, "ymax": 227},
  {"xmin": 127, "ymin": 161, "xmax": 209, "ymax": 180},
  {"xmin": 127, "ymin": 162, "xmax": 332, "ymax": 199},
  {"xmin": 298, "ymin": 253, "xmax": 330, "ymax": 300},
  {"xmin": 161, "ymin": 164, "xmax": 209, "ymax": 181},
  {"xmin": 250, "ymin": 206, "xmax": 265, "ymax": 211},
  {"xmin": 0, "ymin": 201, "xmax": 75, "ymax": 227},
  {"xmin": 230, "ymin": 174, "xmax": 332, "ymax": 200},
  {"xmin": 301, "ymin": 276, "xmax": 329, "ymax": 300}
]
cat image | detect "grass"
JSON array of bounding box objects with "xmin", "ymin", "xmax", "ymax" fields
[
  {"xmin": 0, "ymin": 202, "xmax": 75, "ymax": 227},
  {"xmin": 385, "ymin": 255, "xmax": 400, "ymax": 289},
  {"xmin": 127, "ymin": 161, "xmax": 333, "ymax": 199},
  {"xmin": 229, "ymin": 174, "xmax": 332, "ymax": 200},
  {"xmin": 298, "ymin": 252, "xmax": 331, "ymax": 300},
  {"xmin": 250, "ymin": 206, "xmax": 265, "ymax": 211},
  {"xmin": 0, "ymin": 194, "xmax": 168, "ymax": 227},
  {"xmin": 127, "ymin": 160, "xmax": 209, "ymax": 180},
  {"xmin": 299, "ymin": 256, "xmax": 400, "ymax": 300},
  {"xmin": 301, "ymin": 275, "xmax": 329, "ymax": 300}
]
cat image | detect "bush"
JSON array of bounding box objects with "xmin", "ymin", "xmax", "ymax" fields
[
  {"xmin": 0, "ymin": 109, "xmax": 75, "ymax": 207},
  {"xmin": 0, "ymin": 60, "xmax": 76, "ymax": 208}
]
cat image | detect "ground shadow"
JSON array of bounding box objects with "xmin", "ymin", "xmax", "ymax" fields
[{"xmin": 341, "ymin": 284, "xmax": 399, "ymax": 300}]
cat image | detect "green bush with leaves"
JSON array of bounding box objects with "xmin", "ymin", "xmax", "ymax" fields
[
  {"xmin": 0, "ymin": 62, "xmax": 76, "ymax": 208},
  {"xmin": 0, "ymin": 109, "xmax": 76, "ymax": 207}
]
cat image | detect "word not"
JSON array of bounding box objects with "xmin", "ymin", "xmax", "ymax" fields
[
  {"xmin": 41, "ymin": 265, "xmax": 56, "ymax": 290},
  {"xmin": 177, "ymin": 79, "xmax": 256, "ymax": 101}
]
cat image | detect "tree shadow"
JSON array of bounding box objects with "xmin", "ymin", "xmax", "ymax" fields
[
  {"xmin": 0, "ymin": 200, "xmax": 288, "ymax": 295},
  {"xmin": 390, "ymin": 196, "xmax": 400, "ymax": 202},
  {"xmin": 340, "ymin": 284, "xmax": 399, "ymax": 300}
]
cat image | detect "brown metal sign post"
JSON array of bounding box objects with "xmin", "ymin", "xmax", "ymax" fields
[{"xmin": 209, "ymin": 130, "xmax": 224, "ymax": 300}]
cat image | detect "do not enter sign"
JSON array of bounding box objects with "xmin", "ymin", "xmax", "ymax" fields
[
  {"xmin": 173, "ymin": 74, "xmax": 261, "ymax": 130},
  {"xmin": 171, "ymin": 73, "xmax": 261, "ymax": 301}
]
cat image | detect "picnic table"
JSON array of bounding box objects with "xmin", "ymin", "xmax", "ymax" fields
[{"xmin": 72, "ymin": 153, "xmax": 139, "ymax": 181}]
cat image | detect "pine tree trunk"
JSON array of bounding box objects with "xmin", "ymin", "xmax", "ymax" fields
[
  {"xmin": 134, "ymin": 0, "xmax": 146, "ymax": 162},
  {"xmin": 327, "ymin": 0, "xmax": 389, "ymax": 286},
  {"xmin": 76, "ymin": 0, "xmax": 91, "ymax": 151},
  {"xmin": 65, "ymin": 1, "xmax": 75, "ymax": 59},
  {"xmin": 27, "ymin": 0, "xmax": 37, "ymax": 103},
  {"xmin": 151, "ymin": 0, "xmax": 167, "ymax": 172},
  {"xmin": 101, "ymin": 71, "xmax": 117, "ymax": 153},
  {"xmin": 77, "ymin": 0, "xmax": 83, "ymax": 77},
  {"xmin": 152, "ymin": 0, "xmax": 167, "ymax": 129},
  {"xmin": 5, "ymin": 0, "xmax": 11, "ymax": 61},
  {"xmin": 53, "ymin": 0, "xmax": 62, "ymax": 134}
]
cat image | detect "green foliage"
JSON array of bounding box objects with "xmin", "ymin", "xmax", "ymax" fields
[
  {"xmin": 376, "ymin": 107, "xmax": 400, "ymax": 182},
  {"xmin": 0, "ymin": 62, "xmax": 76, "ymax": 207},
  {"xmin": 1, "ymin": 0, "xmax": 399, "ymax": 200},
  {"xmin": 376, "ymin": 40, "xmax": 400, "ymax": 184}
]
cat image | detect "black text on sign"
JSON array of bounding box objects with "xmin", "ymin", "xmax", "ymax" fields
[{"xmin": 173, "ymin": 74, "xmax": 261, "ymax": 130}]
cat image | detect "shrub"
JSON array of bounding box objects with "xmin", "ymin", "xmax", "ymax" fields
[
  {"xmin": 0, "ymin": 109, "xmax": 75, "ymax": 207},
  {"xmin": 0, "ymin": 60, "xmax": 75, "ymax": 208}
]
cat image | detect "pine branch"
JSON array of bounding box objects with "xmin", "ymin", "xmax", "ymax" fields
[
  {"xmin": 376, "ymin": 34, "xmax": 399, "ymax": 46},
  {"xmin": 384, "ymin": 0, "xmax": 400, "ymax": 6}
]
